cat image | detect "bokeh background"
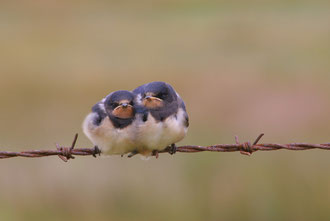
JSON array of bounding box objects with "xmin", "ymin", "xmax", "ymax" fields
[{"xmin": 0, "ymin": 1, "xmax": 330, "ymax": 220}]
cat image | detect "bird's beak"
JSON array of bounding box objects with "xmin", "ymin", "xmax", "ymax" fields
[
  {"xmin": 143, "ymin": 96, "xmax": 163, "ymax": 108},
  {"xmin": 144, "ymin": 96, "xmax": 162, "ymax": 102},
  {"xmin": 121, "ymin": 103, "xmax": 129, "ymax": 108},
  {"xmin": 145, "ymin": 96, "xmax": 152, "ymax": 101}
]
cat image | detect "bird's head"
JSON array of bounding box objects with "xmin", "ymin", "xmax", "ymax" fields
[
  {"xmin": 104, "ymin": 90, "xmax": 135, "ymax": 119},
  {"xmin": 141, "ymin": 81, "xmax": 177, "ymax": 110}
]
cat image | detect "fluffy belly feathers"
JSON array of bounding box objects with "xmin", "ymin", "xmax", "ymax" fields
[
  {"xmin": 83, "ymin": 113, "xmax": 137, "ymax": 155},
  {"xmin": 136, "ymin": 108, "xmax": 188, "ymax": 154},
  {"xmin": 83, "ymin": 108, "xmax": 188, "ymax": 156}
]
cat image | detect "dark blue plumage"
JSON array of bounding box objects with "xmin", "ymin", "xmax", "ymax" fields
[
  {"xmin": 132, "ymin": 81, "xmax": 189, "ymax": 156},
  {"xmin": 104, "ymin": 90, "xmax": 136, "ymax": 129},
  {"xmin": 133, "ymin": 81, "xmax": 181, "ymax": 122},
  {"xmin": 91, "ymin": 102, "xmax": 107, "ymax": 126}
]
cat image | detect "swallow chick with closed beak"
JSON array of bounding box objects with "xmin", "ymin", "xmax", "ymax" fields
[
  {"xmin": 83, "ymin": 90, "xmax": 138, "ymax": 156},
  {"xmin": 133, "ymin": 81, "xmax": 189, "ymax": 157}
]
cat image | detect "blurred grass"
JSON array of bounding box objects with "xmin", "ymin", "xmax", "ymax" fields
[{"xmin": 0, "ymin": 1, "xmax": 330, "ymax": 221}]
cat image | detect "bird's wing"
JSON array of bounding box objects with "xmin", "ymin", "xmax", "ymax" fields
[
  {"xmin": 91, "ymin": 101, "xmax": 107, "ymax": 126},
  {"xmin": 132, "ymin": 84, "xmax": 149, "ymax": 121},
  {"xmin": 176, "ymin": 93, "xmax": 189, "ymax": 127}
]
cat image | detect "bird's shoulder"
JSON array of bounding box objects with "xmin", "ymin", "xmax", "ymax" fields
[
  {"xmin": 132, "ymin": 84, "xmax": 146, "ymax": 95},
  {"xmin": 91, "ymin": 101, "xmax": 107, "ymax": 126},
  {"xmin": 176, "ymin": 94, "xmax": 189, "ymax": 127}
]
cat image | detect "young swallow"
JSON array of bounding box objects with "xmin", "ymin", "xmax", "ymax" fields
[
  {"xmin": 133, "ymin": 81, "xmax": 189, "ymax": 156},
  {"xmin": 82, "ymin": 90, "xmax": 137, "ymax": 155}
]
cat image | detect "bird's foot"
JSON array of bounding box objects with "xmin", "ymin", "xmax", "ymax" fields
[
  {"xmin": 92, "ymin": 146, "xmax": 101, "ymax": 157},
  {"xmin": 168, "ymin": 143, "xmax": 177, "ymax": 155},
  {"xmin": 152, "ymin": 150, "xmax": 159, "ymax": 159},
  {"xmin": 128, "ymin": 150, "xmax": 138, "ymax": 158}
]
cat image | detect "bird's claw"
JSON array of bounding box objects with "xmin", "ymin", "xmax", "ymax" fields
[
  {"xmin": 92, "ymin": 146, "xmax": 101, "ymax": 157},
  {"xmin": 168, "ymin": 144, "xmax": 177, "ymax": 155},
  {"xmin": 128, "ymin": 150, "xmax": 138, "ymax": 158},
  {"xmin": 152, "ymin": 150, "xmax": 159, "ymax": 159}
]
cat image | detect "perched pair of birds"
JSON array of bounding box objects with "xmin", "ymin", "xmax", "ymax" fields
[{"xmin": 83, "ymin": 81, "xmax": 189, "ymax": 157}]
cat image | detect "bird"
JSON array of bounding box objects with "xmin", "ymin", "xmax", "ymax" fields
[
  {"xmin": 132, "ymin": 81, "xmax": 189, "ymax": 157},
  {"xmin": 82, "ymin": 90, "xmax": 138, "ymax": 155}
]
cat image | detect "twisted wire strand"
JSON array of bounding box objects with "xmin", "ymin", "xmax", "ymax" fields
[{"xmin": 0, "ymin": 133, "xmax": 329, "ymax": 162}]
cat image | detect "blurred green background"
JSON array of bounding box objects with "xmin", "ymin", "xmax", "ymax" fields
[{"xmin": 0, "ymin": 1, "xmax": 330, "ymax": 221}]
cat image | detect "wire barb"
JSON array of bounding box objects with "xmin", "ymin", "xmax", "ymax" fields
[
  {"xmin": 0, "ymin": 133, "xmax": 329, "ymax": 161},
  {"xmin": 234, "ymin": 133, "xmax": 265, "ymax": 156},
  {"xmin": 55, "ymin": 133, "xmax": 78, "ymax": 162}
]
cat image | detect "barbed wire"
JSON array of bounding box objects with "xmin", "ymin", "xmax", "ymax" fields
[{"xmin": 0, "ymin": 133, "xmax": 329, "ymax": 162}]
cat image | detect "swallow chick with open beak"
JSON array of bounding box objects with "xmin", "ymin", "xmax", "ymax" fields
[
  {"xmin": 133, "ymin": 81, "xmax": 189, "ymax": 157},
  {"xmin": 82, "ymin": 90, "xmax": 137, "ymax": 155}
]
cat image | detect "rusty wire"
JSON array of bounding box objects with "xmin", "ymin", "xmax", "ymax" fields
[{"xmin": 0, "ymin": 133, "xmax": 329, "ymax": 162}]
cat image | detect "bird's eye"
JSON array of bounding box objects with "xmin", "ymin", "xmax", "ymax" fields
[
  {"xmin": 156, "ymin": 92, "xmax": 166, "ymax": 99},
  {"xmin": 129, "ymin": 101, "xmax": 134, "ymax": 106},
  {"xmin": 111, "ymin": 103, "xmax": 119, "ymax": 108}
]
